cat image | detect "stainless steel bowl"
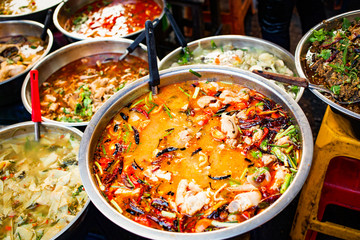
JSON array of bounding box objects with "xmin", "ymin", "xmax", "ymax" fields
[
  {"xmin": 21, "ymin": 38, "xmax": 152, "ymax": 127},
  {"xmin": 0, "ymin": 20, "xmax": 53, "ymax": 106},
  {"xmin": 0, "ymin": 121, "xmax": 90, "ymax": 240},
  {"xmin": 0, "ymin": 0, "xmax": 61, "ymax": 21},
  {"xmin": 79, "ymin": 65, "xmax": 313, "ymax": 240},
  {"xmin": 159, "ymin": 35, "xmax": 304, "ymax": 102},
  {"xmin": 295, "ymin": 9, "xmax": 360, "ymax": 120},
  {"xmin": 53, "ymin": 0, "xmax": 165, "ymax": 42}
]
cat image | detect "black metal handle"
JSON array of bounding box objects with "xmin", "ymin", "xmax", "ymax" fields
[
  {"xmin": 128, "ymin": 18, "xmax": 160, "ymax": 54},
  {"xmin": 164, "ymin": 7, "xmax": 187, "ymax": 48},
  {"xmin": 40, "ymin": 9, "xmax": 53, "ymax": 41},
  {"xmin": 145, "ymin": 20, "xmax": 160, "ymax": 90}
]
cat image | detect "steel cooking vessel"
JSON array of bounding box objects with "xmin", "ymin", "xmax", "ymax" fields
[
  {"xmin": 159, "ymin": 35, "xmax": 304, "ymax": 102},
  {"xmin": 0, "ymin": 121, "xmax": 90, "ymax": 240},
  {"xmin": 21, "ymin": 38, "xmax": 152, "ymax": 127},
  {"xmin": 0, "ymin": 0, "xmax": 61, "ymax": 21},
  {"xmin": 0, "ymin": 20, "xmax": 53, "ymax": 106},
  {"xmin": 295, "ymin": 9, "xmax": 360, "ymax": 120},
  {"xmin": 53, "ymin": 0, "xmax": 165, "ymax": 42},
  {"xmin": 79, "ymin": 65, "xmax": 313, "ymax": 240}
]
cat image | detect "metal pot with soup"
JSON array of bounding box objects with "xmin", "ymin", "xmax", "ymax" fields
[
  {"xmin": 0, "ymin": 122, "xmax": 89, "ymax": 240},
  {"xmin": 53, "ymin": 0, "xmax": 165, "ymax": 42},
  {"xmin": 22, "ymin": 38, "xmax": 155, "ymax": 127},
  {"xmin": 0, "ymin": 20, "xmax": 53, "ymax": 106},
  {"xmin": 79, "ymin": 66, "xmax": 313, "ymax": 240},
  {"xmin": 159, "ymin": 35, "xmax": 304, "ymax": 102},
  {"xmin": 0, "ymin": 0, "xmax": 62, "ymax": 21}
]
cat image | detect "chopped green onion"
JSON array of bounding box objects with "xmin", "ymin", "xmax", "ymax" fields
[
  {"xmin": 220, "ymin": 81, "xmax": 233, "ymax": 85},
  {"xmin": 178, "ymin": 87, "xmax": 190, "ymax": 97},
  {"xmin": 211, "ymin": 220, "xmax": 238, "ymax": 228},
  {"xmin": 280, "ymin": 173, "xmax": 293, "ymax": 194},
  {"xmin": 147, "ymin": 105, "xmax": 156, "ymax": 114},
  {"xmin": 94, "ymin": 161, "xmax": 103, "ymax": 175},
  {"xmin": 130, "ymin": 99, "xmax": 144, "ymax": 108},
  {"xmin": 274, "ymin": 125, "xmax": 295, "ymax": 140},
  {"xmin": 110, "ymin": 199, "xmax": 123, "ymax": 213},
  {"xmin": 285, "ymin": 145, "xmax": 294, "ymax": 154},
  {"xmin": 189, "ymin": 69, "xmax": 202, "ymax": 77},
  {"xmin": 127, "ymin": 142, "xmax": 132, "ymax": 153},
  {"xmin": 271, "ymin": 147, "xmax": 287, "ymax": 163},
  {"xmin": 161, "ymin": 210, "xmax": 176, "ymax": 218},
  {"xmin": 228, "ymin": 177, "xmax": 242, "ymax": 186},
  {"xmin": 101, "ymin": 145, "xmax": 107, "ymax": 156},
  {"xmin": 237, "ymin": 125, "xmax": 243, "ymax": 134}
]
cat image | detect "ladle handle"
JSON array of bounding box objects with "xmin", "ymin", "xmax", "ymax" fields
[
  {"xmin": 40, "ymin": 9, "xmax": 53, "ymax": 41},
  {"xmin": 165, "ymin": 7, "xmax": 187, "ymax": 48},
  {"xmin": 30, "ymin": 70, "xmax": 41, "ymax": 123},
  {"xmin": 252, "ymin": 70, "xmax": 309, "ymax": 88},
  {"xmin": 127, "ymin": 18, "xmax": 160, "ymax": 54},
  {"xmin": 145, "ymin": 20, "xmax": 160, "ymax": 93}
]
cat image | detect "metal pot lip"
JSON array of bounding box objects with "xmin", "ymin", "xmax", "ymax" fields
[
  {"xmin": 295, "ymin": 9, "xmax": 360, "ymax": 120},
  {"xmin": 79, "ymin": 65, "xmax": 313, "ymax": 240},
  {"xmin": 159, "ymin": 34, "xmax": 304, "ymax": 102},
  {"xmin": 0, "ymin": 121, "xmax": 91, "ymax": 240},
  {"xmin": 53, "ymin": 0, "xmax": 165, "ymax": 41},
  {"xmin": 0, "ymin": 20, "xmax": 53, "ymax": 86},
  {"xmin": 21, "ymin": 38, "xmax": 150, "ymax": 127},
  {"xmin": 0, "ymin": 1, "xmax": 62, "ymax": 19}
]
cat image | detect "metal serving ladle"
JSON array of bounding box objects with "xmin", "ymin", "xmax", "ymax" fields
[
  {"xmin": 30, "ymin": 70, "xmax": 42, "ymax": 141},
  {"xmin": 145, "ymin": 20, "xmax": 160, "ymax": 95},
  {"xmin": 252, "ymin": 70, "xmax": 360, "ymax": 105}
]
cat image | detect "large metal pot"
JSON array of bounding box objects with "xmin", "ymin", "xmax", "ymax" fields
[
  {"xmin": 0, "ymin": 121, "xmax": 90, "ymax": 240},
  {"xmin": 21, "ymin": 38, "xmax": 151, "ymax": 127},
  {"xmin": 295, "ymin": 9, "xmax": 360, "ymax": 120},
  {"xmin": 0, "ymin": 0, "xmax": 61, "ymax": 22},
  {"xmin": 159, "ymin": 35, "xmax": 304, "ymax": 102},
  {"xmin": 53, "ymin": 0, "xmax": 165, "ymax": 42},
  {"xmin": 79, "ymin": 65, "xmax": 313, "ymax": 240},
  {"xmin": 0, "ymin": 20, "xmax": 53, "ymax": 106}
]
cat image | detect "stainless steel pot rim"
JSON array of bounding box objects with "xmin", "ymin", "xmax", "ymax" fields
[
  {"xmin": 159, "ymin": 34, "xmax": 304, "ymax": 102},
  {"xmin": 21, "ymin": 38, "xmax": 149, "ymax": 127},
  {"xmin": 80, "ymin": 65, "xmax": 313, "ymax": 240},
  {"xmin": 295, "ymin": 9, "xmax": 360, "ymax": 120},
  {"xmin": 0, "ymin": 20, "xmax": 53, "ymax": 86},
  {"xmin": 0, "ymin": 121, "xmax": 91, "ymax": 240},
  {"xmin": 53, "ymin": 0, "xmax": 165, "ymax": 41}
]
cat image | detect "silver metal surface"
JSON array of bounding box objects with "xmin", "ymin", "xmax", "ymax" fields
[
  {"xmin": 34, "ymin": 122, "xmax": 40, "ymax": 141},
  {"xmin": 0, "ymin": 121, "xmax": 90, "ymax": 240},
  {"xmin": 79, "ymin": 65, "xmax": 313, "ymax": 240},
  {"xmin": 0, "ymin": 20, "xmax": 53, "ymax": 106},
  {"xmin": 21, "ymin": 38, "xmax": 151, "ymax": 127},
  {"xmin": 53, "ymin": 0, "xmax": 165, "ymax": 42},
  {"xmin": 0, "ymin": 0, "xmax": 61, "ymax": 21},
  {"xmin": 295, "ymin": 9, "xmax": 360, "ymax": 120},
  {"xmin": 159, "ymin": 35, "xmax": 304, "ymax": 102}
]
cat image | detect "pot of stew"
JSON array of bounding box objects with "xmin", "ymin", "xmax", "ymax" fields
[
  {"xmin": 0, "ymin": 121, "xmax": 89, "ymax": 239},
  {"xmin": 21, "ymin": 38, "xmax": 152, "ymax": 127},
  {"xmin": 0, "ymin": 0, "xmax": 61, "ymax": 22},
  {"xmin": 79, "ymin": 65, "xmax": 313, "ymax": 239},
  {"xmin": 295, "ymin": 9, "xmax": 360, "ymax": 120},
  {"xmin": 53, "ymin": 0, "xmax": 165, "ymax": 42},
  {"xmin": 0, "ymin": 20, "xmax": 53, "ymax": 106},
  {"xmin": 159, "ymin": 35, "xmax": 304, "ymax": 102}
]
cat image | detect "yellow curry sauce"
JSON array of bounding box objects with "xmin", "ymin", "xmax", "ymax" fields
[
  {"xmin": 39, "ymin": 53, "xmax": 149, "ymax": 123},
  {"xmin": 93, "ymin": 80, "xmax": 301, "ymax": 232}
]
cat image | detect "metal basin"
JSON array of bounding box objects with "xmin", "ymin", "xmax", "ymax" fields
[
  {"xmin": 295, "ymin": 9, "xmax": 360, "ymax": 120},
  {"xmin": 0, "ymin": 121, "xmax": 90, "ymax": 240},
  {"xmin": 0, "ymin": 0, "xmax": 61, "ymax": 21},
  {"xmin": 79, "ymin": 65, "xmax": 313, "ymax": 240},
  {"xmin": 0, "ymin": 20, "xmax": 53, "ymax": 106},
  {"xmin": 159, "ymin": 35, "xmax": 304, "ymax": 102},
  {"xmin": 53, "ymin": 0, "xmax": 165, "ymax": 42},
  {"xmin": 21, "ymin": 38, "xmax": 152, "ymax": 127}
]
